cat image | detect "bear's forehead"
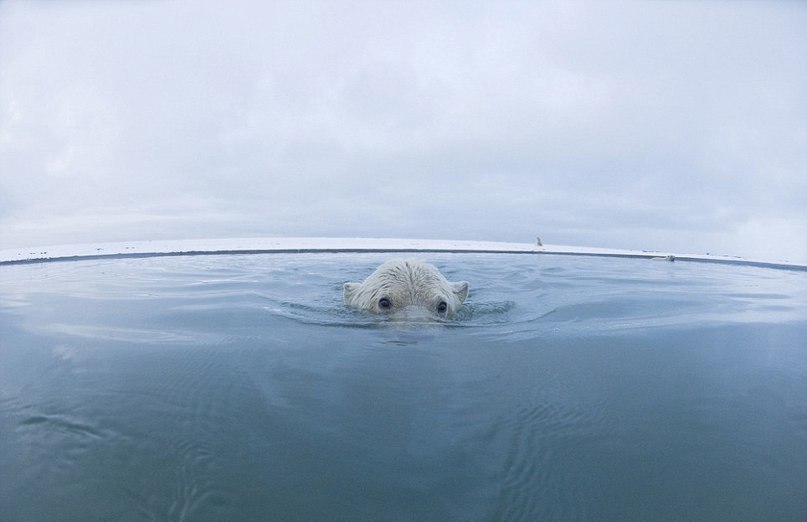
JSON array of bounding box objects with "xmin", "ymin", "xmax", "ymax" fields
[
  {"xmin": 364, "ymin": 264, "xmax": 451, "ymax": 301},
  {"xmin": 374, "ymin": 260, "xmax": 441, "ymax": 279},
  {"xmin": 370, "ymin": 266, "xmax": 444, "ymax": 289},
  {"xmin": 376, "ymin": 267, "xmax": 439, "ymax": 283},
  {"xmin": 376, "ymin": 278, "xmax": 445, "ymax": 294}
]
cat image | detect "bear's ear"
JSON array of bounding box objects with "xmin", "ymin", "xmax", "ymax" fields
[
  {"xmin": 343, "ymin": 282, "xmax": 361, "ymax": 305},
  {"xmin": 451, "ymin": 281, "xmax": 469, "ymax": 304}
]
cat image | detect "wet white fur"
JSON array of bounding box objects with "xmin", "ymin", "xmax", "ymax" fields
[{"xmin": 344, "ymin": 259, "xmax": 469, "ymax": 318}]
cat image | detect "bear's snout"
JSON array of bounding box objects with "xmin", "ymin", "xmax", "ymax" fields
[{"xmin": 394, "ymin": 304, "xmax": 445, "ymax": 322}]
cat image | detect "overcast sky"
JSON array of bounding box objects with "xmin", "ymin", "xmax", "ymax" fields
[{"xmin": 1, "ymin": 0, "xmax": 805, "ymax": 262}]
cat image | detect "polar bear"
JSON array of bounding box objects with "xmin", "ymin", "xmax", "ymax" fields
[{"xmin": 344, "ymin": 259, "xmax": 469, "ymax": 319}]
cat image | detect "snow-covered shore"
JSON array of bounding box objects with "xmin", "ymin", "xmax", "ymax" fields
[{"xmin": 0, "ymin": 237, "xmax": 804, "ymax": 271}]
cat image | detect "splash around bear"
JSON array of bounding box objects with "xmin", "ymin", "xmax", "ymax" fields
[{"xmin": 344, "ymin": 259, "xmax": 469, "ymax": 320}]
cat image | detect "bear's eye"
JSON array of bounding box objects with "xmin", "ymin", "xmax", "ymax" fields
[
  {"xmin": 378, "ymin": 297, "xmax": 391, "ymax": 311},
  {"xmin": 437, "ymin": 301, "xmax": 448, "ymax": 314}
]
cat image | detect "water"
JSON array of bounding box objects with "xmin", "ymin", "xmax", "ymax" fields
[{"xmin": 1, "ymin": 253, "xmax": 806, "ymax": 521}]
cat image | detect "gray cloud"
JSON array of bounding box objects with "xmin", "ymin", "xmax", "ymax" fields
[{"xmin": 1, "ymin": 0, "xmax": 806, "ymax": 262}]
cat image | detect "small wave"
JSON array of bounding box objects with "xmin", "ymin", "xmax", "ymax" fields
[
  {"xmin": 493, "ymin": 396, "xmax": 607, "ymax": 520},
  {"xmin": 455, "ymin": 300, "xmax": 516, "ymax": 323},
  {"xmin": 19, "ymin": 413, "xmax": 107, "ymax": 440},
  {"xmin": 40, "ymin": 323, "xmax": 207, "ymax": 345}
]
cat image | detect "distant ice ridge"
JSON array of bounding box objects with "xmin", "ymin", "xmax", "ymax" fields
[{"xmin": 0, "ymin": 237, "xmax": 804, "ymax": 271}]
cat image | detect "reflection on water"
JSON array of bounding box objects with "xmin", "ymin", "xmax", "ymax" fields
[{"xmin": 1, "ymin": 253, "xmax": 806, "ymax": 520}]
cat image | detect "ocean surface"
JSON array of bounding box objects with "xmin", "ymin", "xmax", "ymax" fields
[{"xmin": 1, "ymin": 253, "xmax": 806, "ymax": 521}]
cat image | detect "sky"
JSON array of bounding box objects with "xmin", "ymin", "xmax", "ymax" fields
[{"xmin": 1, "ymin": 0, "xmax": 806, "ymax": 262}]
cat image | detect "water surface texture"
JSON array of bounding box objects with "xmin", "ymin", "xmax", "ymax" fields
[{"xmin": 1, "ymin": 253, "xmax": 806, "ymax": 521}]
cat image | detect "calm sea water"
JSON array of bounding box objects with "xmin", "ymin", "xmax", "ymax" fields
[{"xmin": 1, "ymin": 253, "xmax": 806, "ymax": 521}]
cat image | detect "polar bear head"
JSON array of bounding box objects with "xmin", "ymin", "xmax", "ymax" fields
[{"xmin": 344, "ymin": 259, "xmax": 469, "ymax": 319}]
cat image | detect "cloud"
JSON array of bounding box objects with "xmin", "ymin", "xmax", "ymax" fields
[{"xmin": 1, "ymin": 0, "xmax": 806, "ymax": 262}]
